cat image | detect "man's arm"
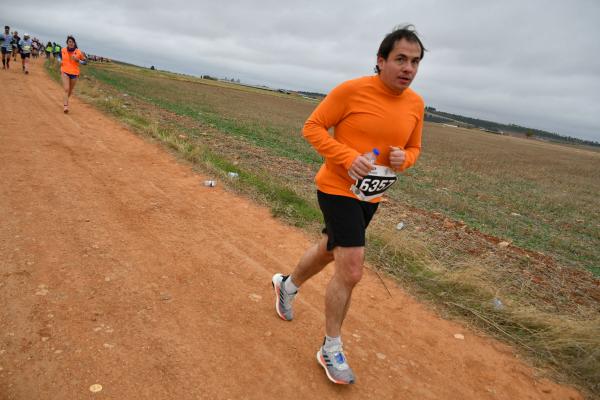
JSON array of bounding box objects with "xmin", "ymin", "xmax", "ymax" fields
[
  {"xmin": 390, "ymin": 104, "xmax": 423, "ymax": 172},
  {"xmin": 303, "ymin": 82, "xmax": 360, "ymax": 170}
]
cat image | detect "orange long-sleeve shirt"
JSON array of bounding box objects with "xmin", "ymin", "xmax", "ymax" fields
[
  {"xmin": 60, "ymin": 48, "xmax": 84, "ymax": 76},
  {"xmin": 303, "ymin": 75, "xmax": 424, "ymax": 202}
]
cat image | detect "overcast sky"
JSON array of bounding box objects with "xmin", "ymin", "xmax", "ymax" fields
[{"xmin": 5, "ymin": 0, "xmax": 600, "ymax": 142}]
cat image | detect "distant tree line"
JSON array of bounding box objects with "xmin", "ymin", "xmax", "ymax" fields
[
  {"xmin": 425, "ymin": 108, "xmax": 599, "ymax": 147},
  {"xmin": 507, "ymin": 124, "xmax": 599, "ymax": 147},
  {"xmin": 424, "ymin": 113, "xmax": 454, "ymax": 124},
  {"xmin": 297, "ymin": 91, "xmax": 325, "ymax": 99}
]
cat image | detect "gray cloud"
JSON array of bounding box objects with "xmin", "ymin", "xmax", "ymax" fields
[{"xmin": 5, "ymin": 0, "xmax": 600, "ymax": 141}]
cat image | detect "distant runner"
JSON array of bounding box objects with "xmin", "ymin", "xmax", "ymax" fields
[
  {"xmin": 31, "ymin": 38, "xmax": 40, "ymax": 58},
  {"xmin": 11, "ymin": 31, "xmax": 20, "ymax": 62},
  {"xmin": 45, "ymin": 41, "xmax": 53, "ymax": 59},
  {"xmin": 53, "ymin": 42, "xmax": 61, "ymax": 62},
  {"xmin": 19, "ymin": 33, "xmax": 33, "ymax": 74},
  {"xmin": 1, "ymin": 26, "xmax": 11, "ymax": 70},
  {"xmin": 60, "ymin": 35, "xmax": 86, "ymax": 113},
  {"xmin": 271, "ymin": 25, "xmax": 425, "ymax": 385}
]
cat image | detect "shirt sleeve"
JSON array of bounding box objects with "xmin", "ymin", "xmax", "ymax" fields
[
  {"xmin": 302, "ymin": 82, "xmax": 361, "ymax": 170},
  {"xmin": 398, "ymin": 101, "xmax": 424, "ymax": 171}
]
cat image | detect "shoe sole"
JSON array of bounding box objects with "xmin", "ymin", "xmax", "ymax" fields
[
  {"xmin": 316, "ymin": 350, "xmax": 354, "ymax": 385},
  {"xmin": 271, "ymin": 274, "xmax": 291, "ymax": 321}
]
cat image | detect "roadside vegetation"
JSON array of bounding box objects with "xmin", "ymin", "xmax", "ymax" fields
[{"xmin": 46, "ymin": 59, "xmax": 600, "ymax": 397}]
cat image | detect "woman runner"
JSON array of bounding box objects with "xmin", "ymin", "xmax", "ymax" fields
[{"xmin": 60, "ymin": 35, "xmax": 86, "ymax": 113}]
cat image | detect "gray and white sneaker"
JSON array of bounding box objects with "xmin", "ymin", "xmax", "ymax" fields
[
  {"xmin": 316, "ymin": 340, "xmax": 356, "ymax": 385},
  {"xmin": 271, "ymin": 273, "xmax": 297, "ymax": 321}
]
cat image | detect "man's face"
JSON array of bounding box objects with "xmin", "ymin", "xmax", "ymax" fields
[{"xmin": 377, "ymin": 38, "xmax": 422, "ymax": 93}]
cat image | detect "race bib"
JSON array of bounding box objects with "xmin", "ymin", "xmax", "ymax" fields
[
  {"xmin": 350, "ymin": 165, "xmax": 397, "ymax": 201},
  {"xmin": 23, "ymin": 45, "xmax": 31, "ymax": 52}
]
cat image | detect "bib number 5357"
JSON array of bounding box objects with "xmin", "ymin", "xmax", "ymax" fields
[
  {"xmin": 359, "ymin": 178, "xmax": 395, "ymax": 193},
  {"xmin": 350, "ymin": 164, "xmax": 398, "ymax": 201}
]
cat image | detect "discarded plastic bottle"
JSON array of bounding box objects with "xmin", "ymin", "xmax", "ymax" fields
[
  {"xmin": 349, "ymin": 148, "xmax": 380, "ymax": 180},
  {"xmin": 492, "ymin": 298, "xmax": 504, "ymax": 310}
]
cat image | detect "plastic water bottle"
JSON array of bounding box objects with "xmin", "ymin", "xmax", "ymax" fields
[
  {"xmin": 349, "ymin": 148, "xmax": 380, "ymax": 180},
  {"xmin": 492, "ymin": 298, "xmax": 504, "ymax": 310}
]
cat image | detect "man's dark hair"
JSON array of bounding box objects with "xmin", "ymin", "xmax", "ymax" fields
[
  {"xmin": 375, "ymin": 24, "xmax": 426, "ymax": 74},
  {"xmin": 4, "ymin": 26, "xmax": 9, "ymax": 31}
]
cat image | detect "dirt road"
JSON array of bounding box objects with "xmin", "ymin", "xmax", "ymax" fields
[{"xmin": 0, "ymin": 60, "xmax": 583, "ymax": 399}]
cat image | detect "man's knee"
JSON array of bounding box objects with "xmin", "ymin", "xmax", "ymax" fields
[{"xmin": 334, "ymin": 247, "xmax": 365, "ymax": 286}]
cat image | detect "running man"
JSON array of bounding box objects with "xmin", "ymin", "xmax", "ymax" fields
[
  {"xmin": 19, "ymin": 33, "xmax": 33, "ymax": 74},
  {"xmin": 1, "ymin": 26, "xmax": 11, "ymax": 70},
  {"xmin": 60, "ymin": 35, "xmax": 86, "ymax": 113},
  {"xmin": 271, "ymin": 25, "xmax": 425, "ymax": 385}
]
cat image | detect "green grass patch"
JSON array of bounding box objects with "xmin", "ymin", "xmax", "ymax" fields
[{"xmin": 84, "ymin": 65, "xmax": 322, "ymax": 165}]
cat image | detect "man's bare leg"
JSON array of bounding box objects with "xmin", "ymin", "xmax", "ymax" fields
[
  {"xmin": 289, "ymin": 235, "xmax": 333, "ymax": 287},
  {"xmin": 325, "ymin": 246, "xmax": 364, "ymax": 337}
]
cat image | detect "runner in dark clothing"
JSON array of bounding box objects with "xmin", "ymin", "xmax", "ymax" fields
[
  {"xmin": 53, "ymin": 42, "xmax": 62, "ymax": 62},
  {"xmin": 45, "ymin": 42, "xmax": 53, "ymax": 59},
  {"xmin": 1, "ymin": 26, "xmax": 12, "ymax": 70},
  {"xmin": 11, "ymin": 31, "xmax": 20, "ymax": 62}
]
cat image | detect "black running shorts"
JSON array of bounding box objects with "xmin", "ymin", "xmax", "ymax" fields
[
  {"xmin": 317, "ymin": 190, "xmax": 379, "ymax": 251},
  {"xmin": 1, "ymin": 47, "xmax": 10, "ymax": 55}
]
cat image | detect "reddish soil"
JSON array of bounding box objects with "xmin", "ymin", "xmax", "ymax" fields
[{"xmin": 0, "ymin": 60, "xmax": 583, "ymax": 399}]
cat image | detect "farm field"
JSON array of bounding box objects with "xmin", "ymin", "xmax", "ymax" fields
[{"xmin": 80, "ymin": 62, "xmax": 600, "ymax": 275}]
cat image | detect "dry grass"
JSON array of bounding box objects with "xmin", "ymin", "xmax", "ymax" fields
[
  {"xmin": 82, "ymin": 62, "xmax": 600, "ymax": 274},
  {"xmin": 46, "ymin": 60, "xmax": 600, "ymax": 397}
]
